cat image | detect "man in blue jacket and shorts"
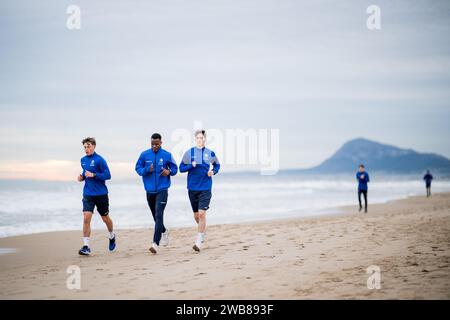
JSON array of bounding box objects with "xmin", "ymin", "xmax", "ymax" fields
[{"xmin": 180, "ymin": 130, "xmax": 220, "ymax": 252}]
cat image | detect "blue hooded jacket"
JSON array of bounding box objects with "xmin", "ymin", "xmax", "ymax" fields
[
  {"xmin": 423, "ymin": 173, "xmax": 433, "ymax": 184},
  {"xmin": 356, "ymin": 171, "xmax": 370, "ymax": 191},
  {"xmin": 179, "ymin": 147, "xmax": 220, "ymax": 191},
  {"xmin": 80, "ymin": 152, "xmax": 111, "ymax": 196},
  {"xmin": 135, "ymin": 148, "xmax": 178, "ymax": 193}
]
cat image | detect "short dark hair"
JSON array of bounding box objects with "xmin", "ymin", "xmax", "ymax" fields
[
  {"xmin": 359, "ymin": 164, "xmax": 365, "ymax": 168},
  {"xmin": 82, "ymin": 137, "xmax": 96, "ymax": 146},
  {"xmin": 151, "ymin": 133, "xmax": 162, "ymax": 140},
  {"xmin": 195, "ymin": 130, "xmax": 206, "ymax": 137}
]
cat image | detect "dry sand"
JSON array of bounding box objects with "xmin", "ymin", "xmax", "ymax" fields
[{"xmin": 1, "ymin": 193, "xmax": 449, "ymax": 299}]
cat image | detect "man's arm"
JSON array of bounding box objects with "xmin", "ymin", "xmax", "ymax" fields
[
  {"xmin": 168, "ymin": 154, "xmax": 178, "ymax": 176},
  {"xmin": 179, "ymin": 150, "xmax": 194, "ymax": 173},
  {"xmin": 94, "ymin": 158, "xmax": 111, "ymax": 181},
  {"xmin": 78, "ymin": 160, "xmax": 86, "ymax": 181},
  {"xmin": 135, "ymin": 153, "xmax": 151, "ymax": 176},
  {"xmin": 211, "ymin": 152, "xmax": 220, "ymax": 175}
]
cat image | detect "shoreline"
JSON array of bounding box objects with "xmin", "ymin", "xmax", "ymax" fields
[
  {"xmin": 1, "ymin": 192, "xmax": 449, "ymax": 299},
  {"xmin": 0, "ymin": 191, "xmax": 447, "ymax": 242}
]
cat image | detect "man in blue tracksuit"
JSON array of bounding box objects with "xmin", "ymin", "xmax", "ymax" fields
[
  {"xmin": 77, "ymin": 137, "xmax": 116, "ymax": 256},
  {"xmin": 423, "ymin": 170, "xmax": 433, "ymax": 197},
  {"xmin": 135, "ymin": 133, "xmax": 178, "ymax": 254},
  {"xmin": 356, "ymin": 164, "xmax": 370, "ymax": 213},
  {"xmin": 179, "ymin": 130, "xmax": 220, "ymax": 252}
]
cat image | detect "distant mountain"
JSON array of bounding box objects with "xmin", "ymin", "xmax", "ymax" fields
[{"xmin": 305, "ymin": 138, "xmax": 450, "ymax": 174}]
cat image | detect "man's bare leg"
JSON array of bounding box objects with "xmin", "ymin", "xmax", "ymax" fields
[
  {"xmin": 194, "ymin": 212, "xmax": 199, "ymax": 224},
  {"xmin": 101, "ymin": 214, "xmax": 116, "ymax": 251},
  {"xmin": 198, "ymin": 210, "xmax": 206, "ymax": 233},
  {"xmin": 80, "ymin": 212, "xmax": 93, "ymax": 254},
  {"xmin": 193, "ymin": 210, "xmax": 206, "ymax": 252},
  {"xmin": 83, "ymin": 212, "xmax": 92, "ymax": 238},
  {"xmin": 101, "ymin": 214, "xmax": 114, "ymax": 233}
]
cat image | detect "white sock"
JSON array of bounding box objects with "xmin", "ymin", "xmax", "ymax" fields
[
  {"xmin": 109, "ymin": 232, "xmax": 115, "ymax": 239},
  {"xmin": 83, "ymin": 237, "xmax": 90, "ymax": 247},
  {"xmin": 197, "ymin": 233, "xmax": 205, "ymax": 242}
]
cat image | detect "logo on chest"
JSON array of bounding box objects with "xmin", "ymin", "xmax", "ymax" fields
[{"xmin": 90, "ymin": 160, "xmax": 95, "ymax": 167}]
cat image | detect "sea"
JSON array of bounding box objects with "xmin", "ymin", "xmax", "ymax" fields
[{"xmin": 1, "ymin": 172, "xmax": 449, "ymax": 238}]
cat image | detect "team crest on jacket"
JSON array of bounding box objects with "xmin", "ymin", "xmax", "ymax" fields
[
  {"xmin": 90, "ymin": 160, "xmax": 95, "ymax": 166},
  {"xmin": 159, "ymin": 158, "xmax": 163, "ymax": 165}
]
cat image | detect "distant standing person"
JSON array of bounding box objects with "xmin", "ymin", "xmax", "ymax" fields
[
  {"xmin": 77, "ymin": 137, "xmax": 116, "ymax": 256},
  {"xmin": 135, "ymin": 133, "xmax": 178, "ymax": 254},
  {"xmin": 356, "ymin": 164, "xmax": 370, "ymax": 213},
  {"xmin": 423, "ymin": 170, "xmax": 433, "ymax": 197},
  {"xmin": 179, "ymin": 130, "xmax": 221, "ymax": 252}
]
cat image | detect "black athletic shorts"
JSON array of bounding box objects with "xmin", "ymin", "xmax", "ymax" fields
[
  {"xmin": 82, "ymin": 194, "xmax": 109, "ymax": 216},
  {"xmin": 188, "ymin": 190, "xmax": 212, "ymax": 212}
]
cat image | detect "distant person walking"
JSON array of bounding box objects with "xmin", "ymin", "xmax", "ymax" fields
[
  {"xmin": 356, "ymin": 164, "xmax": 370, "ymax": 213},
  {"xmin": 423, "ymin": 170, "xmax": 433, "ymax": 197}
]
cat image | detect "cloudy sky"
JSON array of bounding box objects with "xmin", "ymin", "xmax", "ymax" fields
[{"xmin": 1, "ymin": 0, "xmax": 450, "ymax": 180}]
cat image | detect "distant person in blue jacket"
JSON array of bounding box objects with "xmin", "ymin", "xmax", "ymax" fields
[
  {"xmin": 356, "ymin": 164, "xmax": 370, "ymax": 213},
  {"xmin": 180, "ymin": 130, "xmax": 220, "ymax": 252},
  {"xmin": 77, "ymin": 137, "xmax": 116, "ymax": 256},
  {"xmin": 135, "ymin": 133, "xmax": 178, "ymax": 254},
  {"xmin": 423, "ymin": 170, "xmax": 433, "ymax": 197}
]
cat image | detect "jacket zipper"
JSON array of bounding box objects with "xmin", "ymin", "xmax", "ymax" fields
[{"xmin": 154, "ymin": 151, "xmax": 157, "ymax": 192}]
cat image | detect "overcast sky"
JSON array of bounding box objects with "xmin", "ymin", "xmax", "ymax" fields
[{"xmin": 1, "ymin": 0, "xmax": 450, "ymax": 180}]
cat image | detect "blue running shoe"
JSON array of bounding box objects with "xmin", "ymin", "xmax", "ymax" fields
[
  {"xmin": 78, "ymin": 245, "xmax": 91, "ymax": 256},
  {"xmin": 109, "ymin": 235, "xmax": 116, "ymax": 251}
]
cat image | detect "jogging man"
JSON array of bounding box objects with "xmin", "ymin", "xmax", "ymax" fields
[
  {"xmin": 77, "ymin": 137, "xmax": 116, "ymax": 256},
  {"xmin": 423, "ymin": 170, "xmax": 433, "ymax": 197},
  {"xmin": 135, "ymin": 133, "xmax": 178, "ymax": 254},
  {"xmin": 179, "ymin": 130, "xmax": 220, "ymax": 252},
  {"xmin": 356, "ymin": 164, "xmax": 370, "ymax": 213}
]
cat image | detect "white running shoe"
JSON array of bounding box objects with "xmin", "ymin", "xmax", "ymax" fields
[
  {"xmin": 193, "ymin": 240, "xmax": 202, "ymax": 252},
  {"xmin": 193, "ymin": 235, "xmax": 203, "ymax": 252},
  {"xmin": 149, "ymin": 243, "xmax": 158, "ymax": 254},
  {"xmin": 160, "ymin": 229, "xmax": 170, "ymax": 247}
]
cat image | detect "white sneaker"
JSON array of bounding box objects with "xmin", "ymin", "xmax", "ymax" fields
[
  {"xmin": 193, "ymin": 241, "xmax": 202, "ymax": 252},
  {"xmin": 193, "ymin": 236, "xmax": 203, "ymax": 252},
  {"xmin": 149, "ymin": 243, "xmax": 158, "ymax": 254},
  {"xmin": 160, "ymin": 229, "xmax": 170, "ymax": 247}
]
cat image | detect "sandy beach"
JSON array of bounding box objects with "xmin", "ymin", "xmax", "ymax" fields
[{"xmin": 1, "ymin": 193, "xmax": 449, "ymax": 300}]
